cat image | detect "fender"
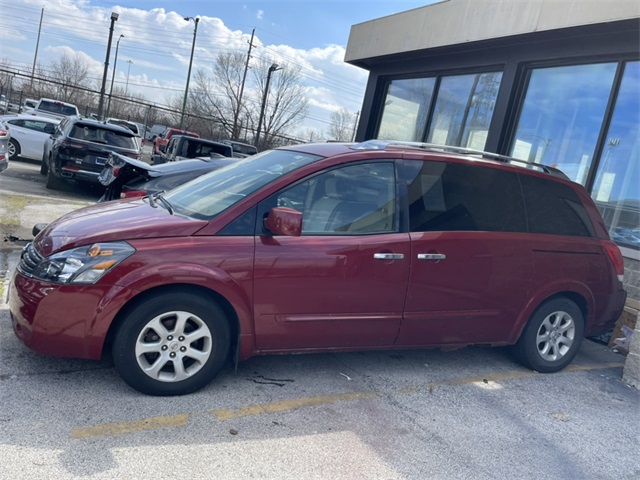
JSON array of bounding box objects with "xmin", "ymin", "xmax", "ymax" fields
[
  {"xmin": 509, "ymin": 279, "xmax": 595, "ymax": 342},
  {"xmin": 85, "ymin": 260, "xmax": 254, "ymax": 360}
]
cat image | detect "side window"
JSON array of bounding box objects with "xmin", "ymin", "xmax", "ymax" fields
[
  {"xmin": 267, "ymin": 162, "xmax": 397, "ymax": 235},
  {"xmin": 520, "ymin": 174, "xmax": 594, "ymax": 237},
  {"xmin": 218, "ymin": 206, "xmax": 257, "ymax": 236},
  {"xmin": 403, "ymin": 160, "xmax": 527, "ymax": 233}
]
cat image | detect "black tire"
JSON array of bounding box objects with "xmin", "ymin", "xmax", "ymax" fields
[
  {"xmin": 8, "ymin": 139, "xmax": 20, "ymax": 160},
  {"xmin": 513, "ymin": 297, "xmax": 584, "ymax": 373},
  {"xmin": 45, "ymin": 161, "xmax": 65, "ymax": 190},
  {"xmin": 40, "ymin": 152, "xmax": 48, "ymax": 175},
  {"xmin": 112, "ymin": 292, "xmax": 231, "ymax": 396}
]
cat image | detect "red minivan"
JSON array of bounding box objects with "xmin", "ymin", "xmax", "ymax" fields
[{"xmin": 9, "ymin": 141, "xmax": 627, "ymax": 395}]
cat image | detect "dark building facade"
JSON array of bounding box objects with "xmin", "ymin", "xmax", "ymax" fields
[{"xmin": 346, "ymin": 0, "xmax": 640, "ymax": 300}]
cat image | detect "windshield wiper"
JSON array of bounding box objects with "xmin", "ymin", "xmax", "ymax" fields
[
  {"xmin": 155, "ymin": 192, "xmax": 174, "ymax": 215},
  {"xmin": 146, "ymin": 193, "xmax": 157, "ymax": 208}
]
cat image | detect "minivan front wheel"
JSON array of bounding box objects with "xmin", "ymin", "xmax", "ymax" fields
[
  {"xmin": 112, "ymin": 293, "xmax": 230, "ymax": 395},
  {"xmin": 514, "ymin": 297, "xmax": 584, "ymax": 373}
]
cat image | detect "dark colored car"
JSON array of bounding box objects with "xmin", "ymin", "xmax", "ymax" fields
[
  {"xmin": 41, "ymin": 116, "xmax": 141, "ymax": 190},
  {"xmin": 98, "ymin": 152, "xmax": 237, "ymax": 201},
  {"xmin": 10, "ymin": 141, "xmax": 626, "ymax": 396},
  {"xmin": 152, "ymin": 136, "xmax": 233, "ymax": 165},
  {"xmin": 153, "ymin": 127, "xmax": 199, "ymax": 155},
  {"xmin": 221, "ymin": 139, "xmax": 258, "ymax": 157}
]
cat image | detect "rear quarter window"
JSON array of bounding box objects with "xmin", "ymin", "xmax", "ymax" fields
[{"xmin": 520, "ymin": 174, "xmax": 595, "ymax": 237}]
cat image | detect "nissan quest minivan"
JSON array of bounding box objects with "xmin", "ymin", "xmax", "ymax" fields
[{"xmin": 9, "ymin": 141, "xmax": 627, "ymax": 395}]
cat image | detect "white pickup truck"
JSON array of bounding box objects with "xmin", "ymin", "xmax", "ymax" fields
[{"xmin": 25, "ymin": 98, "xmax": 79, "ymax": 120}]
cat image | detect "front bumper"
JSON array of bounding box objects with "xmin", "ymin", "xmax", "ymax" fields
[{"xmin": 9, "ymin": 269, "xmax": 127, "ymax": 360}]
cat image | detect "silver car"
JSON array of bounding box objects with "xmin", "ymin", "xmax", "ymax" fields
[
  {"xmin": 1, "ymin": 115, "xmax": 59, "ymax": 161},
  {"xmin": 0, "ymin": 126, "xmax": 9, "ymax": 173}
]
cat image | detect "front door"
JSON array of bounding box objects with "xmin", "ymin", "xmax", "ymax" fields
[{"xmin": 253, "ymin": 161, "xmax": 411, "ymax": 350}]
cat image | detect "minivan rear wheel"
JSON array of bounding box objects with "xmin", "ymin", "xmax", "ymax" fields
[
  {"xmin": 514, "ymin": 297, "xmax": 584, "ymax": 373},
  {"xmin": 112, "ymin": 293, "xmax": 230, "ymax": 395}
]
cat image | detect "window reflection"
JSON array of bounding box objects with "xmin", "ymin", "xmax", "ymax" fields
[
  {"xmin": 377, "ymin": 77, "xmax": 435, "ymax": 141},
  {"xmin": 511, "ymin": 63, "xmax": 617, "ymax": 184},
  {"xmin": 426, "ymin": 72, "xmax": 502, "ymax": 150},
  {"xmin": 592, "ymin": 61, "xmax": 640, "ymax": 250}
]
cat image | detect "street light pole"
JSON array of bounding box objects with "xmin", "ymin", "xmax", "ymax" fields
[
  {"xmin": 97, "ymin": 11, "xmax": 119, "ymax": 121},
  {"xmin": 125, "ymin": 60, "xmax": 133, "ymax": 96},
  {"xmin": 255, "ymin": 63, "xmax": 281, "ymax": 149},
  {"xmin": 180, "ymin": 16, "xmax": 199, "ymax": 130},
  {"xmin": 106, "ymin": 34, "xmax": 124, "ymax": 119}
]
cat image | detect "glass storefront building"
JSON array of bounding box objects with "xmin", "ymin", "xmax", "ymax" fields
[{"xmin": 346, "ymin": 1, "xmax": 639, "ymax": 299}]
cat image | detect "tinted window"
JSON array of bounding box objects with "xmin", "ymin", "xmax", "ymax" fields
[
  {"xmin": 520, "ymin": 175, "xmax": 594, "ymax": 237},
  {"xmin": 403, "ymin": 160, "xmax": 526, "ymax": 233},
  {"xmin": 39, "ymin": 101, "xmax": 78, "ymax": 116},
  {"xmin": 268, "ymin": 162, "xmax": 397, "ymax": 235},
  {"xmin": 69, "ymin": 124, "xmax": 137, "ymax": 149}
]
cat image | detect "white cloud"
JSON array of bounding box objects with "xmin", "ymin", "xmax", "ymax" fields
[{"xmin": 2, "ymin": 0, "xmax": 369, "ymax": 135}]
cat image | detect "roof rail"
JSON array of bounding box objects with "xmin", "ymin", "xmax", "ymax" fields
[{"xmin": 351, "ymin": 140, "xmax": 569, "ymax": 180}]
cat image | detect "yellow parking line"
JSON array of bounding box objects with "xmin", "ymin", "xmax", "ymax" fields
[
  {"xmin": 70, "ymin": 413, "xmax": 190, "ymax": 439},
  {"xmin": 69, "ymin": 362, "xmax": 623, "ymax": 439},
  {"xmin": 211, "ymin": 391, "xmax": 380, "ymax": 420}
]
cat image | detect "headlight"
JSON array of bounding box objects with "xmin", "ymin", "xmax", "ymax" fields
[{"xmin": 33, "ymin": 242, "xmax": 135, "ymax": 284}]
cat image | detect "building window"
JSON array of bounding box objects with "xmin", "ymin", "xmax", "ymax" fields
[
  {"xmin": 376, "ymin": 71, "xmax": 502, "ymax": 149},
  {"xmin": 592, "ymin": 61, "xmax": 640, "ymax": 250},
  {"xmin": 510, "ymin": 63, "xmax": 617, "ymax": 184},
  {"xmin": 426, "ymin": 72, "xmax": 502, "ymax": 150},
  {"xmin": 377, "ymin": 77, "xmax": 435, "ymax": 141}
]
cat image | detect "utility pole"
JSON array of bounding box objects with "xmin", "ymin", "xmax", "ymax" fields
[
  {"xmin": 232, "ymin": 28, "xmax": 254, "ymax": 141},
  {"xmin": 351, "ymin": 110, "xmax": 360, "ymax": 142},
  {"xmin": 180, "ymin": 16, "xmax": 199, "ymax": 130},
  {"xmin": 30, "ymin": 6, "xmax": 44, "ymax": 89},
  {"xmin": 97, "ymin": 12, "xmax": 119, "ymax": 121}
]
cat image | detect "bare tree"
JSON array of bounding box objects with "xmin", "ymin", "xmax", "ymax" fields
[
  {"xmin": 328, "ymin": 108, "xmax": 354, "ymax": 141},
  {"xmin": 299, "ymin": 128, "xmax": 325, "ymax": 143},
  {"xmin": 210, "ymin": 51, "xmax": 247, "ymax": 139},
  {"xmin": 48, "ymin": 53, "xmax": 92, "ymax": 105}
]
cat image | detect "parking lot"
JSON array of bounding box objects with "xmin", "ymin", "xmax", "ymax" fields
[{"xmin": 1, "ymin": 158, "xmax": 639, "ymax": 480}]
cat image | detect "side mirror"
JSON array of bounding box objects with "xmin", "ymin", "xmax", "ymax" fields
[{"xmin": 264, "ymin": 207, "xmax": 302, "ymax": 237}]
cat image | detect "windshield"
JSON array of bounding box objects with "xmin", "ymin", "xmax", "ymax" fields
[{"xmin": 164, "ymin": 149, "xmax": 322, "ymax": 220}]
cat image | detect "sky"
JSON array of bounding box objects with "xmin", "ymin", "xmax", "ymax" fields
[{"xmin": 0, "ymin": 0, "xmax": 435, "ymax": 137}]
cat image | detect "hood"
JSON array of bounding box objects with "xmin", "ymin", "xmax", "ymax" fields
[{"xmin": 34, "ymin": 199, "xmax": 208, "ymax": 256}]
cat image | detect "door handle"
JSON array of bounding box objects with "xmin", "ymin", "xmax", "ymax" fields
[
  {"xmin": 373, "ymin": 253, "xmax": 405, "ymax": 260},
  {"xmin": 417, "ymin": 253, "xmax": 446, "ymax": 261}
]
